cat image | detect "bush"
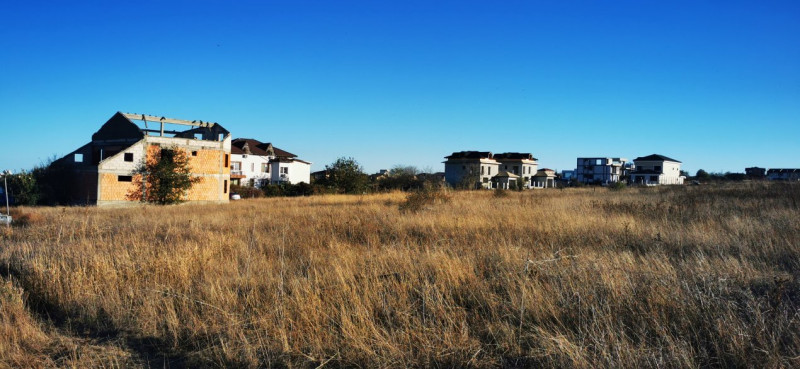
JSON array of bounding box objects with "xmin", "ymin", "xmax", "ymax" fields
[
  {"xmin": 609, "ymin": 181, "xmax": 627, "ymax": 191},
  {"xmin": 398, "ymin": 186, "xmax": 451, "ymax": 213},
  {"xmin": 230, "ymin": 184, "xmax": 262, "ymax": 199},
  {"xmin": 262, "ymin": 183, "xmax": 315, "ymax": 197},
  {"xmin": 494, "ymin": 188, "xmax": 509, "ymax": 198}
]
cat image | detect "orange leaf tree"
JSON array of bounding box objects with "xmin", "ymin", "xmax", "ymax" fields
[{"xmin": 127, "ymin": 146, "xmax": 200, "ymax": 205}]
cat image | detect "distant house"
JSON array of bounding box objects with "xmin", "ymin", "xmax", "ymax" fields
[
  {"xmin": 629, "ymin": 154, "xmax": 685, "ymax": 185},
  {"xmin": 745, "ymin": 167, "xmax": 766, "ymax": 179},
  {"xmin": 443, "ymin": 151, "xmax": 499, "ymax": 189},
  {"xmin": 230, "ymin": 138, "xmax": 311, "ymax": 187},
  {"xmin": 766, "ymin": 169, "xmax": 800, "ymax": 181},
  {"xmin": 532, "ymin": 168, "xmax": 556, "ymax": 188},
  {"xmin": 575, "ymin": 157, "xmax": 628, "ymax": 184},
  {"xmin": 57, "ymin": 112, "xmax": 232, "ymax": 206},
  {"xmin": 492, "ymin": 170, "xmax": 520, "ymax": 190},
  {"xmin": 494, "ymin": 152, "xmax": 538, "ymax": 189}
]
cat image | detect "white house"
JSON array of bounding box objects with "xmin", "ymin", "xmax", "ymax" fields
[
  {"xmin": 494, "ymin": 152, "xmax": 538, "ymax": 188},
  {"xmin": 443, "ymin": 151, "xmax": 499, "ymax": 189},
  {"xmin": 575, "ymin": 157, "xmax": 628, "ymax": 184},
  {"xmin": 230, "ymin": 138, "xmax": 311, "ymax": 187},
  {"xmin": 630, "ymin": 154, "xmax": 684, "ymax": 185},
  {"xmin": 532, "ymin": 168, "xmax": 556, "ymax": 188}
]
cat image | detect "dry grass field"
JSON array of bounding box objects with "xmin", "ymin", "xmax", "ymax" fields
[{"xmin": 1, "ymin": 183, "xmax": 799, "ymax": 368}]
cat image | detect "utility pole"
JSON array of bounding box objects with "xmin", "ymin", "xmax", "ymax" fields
[{"xmin": 2, "ymin": 170, "xmax": 11, "ymax": 226}]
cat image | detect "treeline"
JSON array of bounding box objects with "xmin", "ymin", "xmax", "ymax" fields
[
  {"xmin": 233, "ymin": 158, "xmax": 445, "ymax": 198},
  {"xmin": 2, "ymin": 159, "xmax": 80, "ymax": 206}
]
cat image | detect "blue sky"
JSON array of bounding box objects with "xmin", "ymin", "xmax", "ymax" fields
[{"xmin": 1, "ymin": 0, "xmax": 798, "ymax": 175}]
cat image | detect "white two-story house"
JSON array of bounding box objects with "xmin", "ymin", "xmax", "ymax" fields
[
  {"xmin": 230, "ymin": 138, "xmax": 311, "ymax": 187},
  {"xmin": 494, "ymin": 153, "xmax": 539, "ymax": 188},
  {"xmin": 575, "ymin": 157, "xmax": 628, "ymax": 184},
  {"xmin": 443, "ymin": 151, "xmax": 500, "ymax": 189},
  {"xmin": 630, "ymin": 154, "xmax": 684, "ymax": 185}
]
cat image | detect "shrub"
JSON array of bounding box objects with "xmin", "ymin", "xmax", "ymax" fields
[
  {"xmin": 609, "ymin": 181, "xmax": 627, "ymax": 191},
  {"xmin": 398, "ymin": 186, "xmax": 451, "ymax": 213},
  {"xmin": 230, "ymin": 184, "xmax": 262, "ymax": 199}
]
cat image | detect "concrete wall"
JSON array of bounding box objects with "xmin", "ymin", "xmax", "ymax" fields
[
  {"xmin": 444, "ymin": 159, "xmax": 499, "ymax": 189},
  {"xmin": 96, "ymin": 135, "xmax": 231, "ymax": 206}
]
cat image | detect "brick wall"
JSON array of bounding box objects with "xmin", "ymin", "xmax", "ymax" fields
[{"xmin": 99, "ymin": 173, "xmax": 137, "ymax": 201}]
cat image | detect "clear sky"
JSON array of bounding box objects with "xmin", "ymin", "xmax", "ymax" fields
[{"xmin": 2, "ymin": 0, "xmax": 798, "ymax": 175}]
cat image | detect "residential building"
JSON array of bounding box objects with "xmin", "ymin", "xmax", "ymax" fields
[
  {"xmin": 494, "ymin": 152, "xmax": 538, "ymax": 188},
  {"xmin": 575, "ymin": 157, "xmax": 628, "ymax": 184},
  {"xmin": 492, "ymin": 171, "xmax": 520, "ymax": 189},
  {"xmin": 766, "ymin": 169, "xmax": 800, "ymax": 181},
  {"xmin": 532, "ymin": 169, "xmax": 557, "ymax": 188},
  {"xmin": 443, "ymin": 151, "xmax": 499, "ymax": 189},
  {"xmin": 57, "ymin": 112, "xmax": 232, "ymax": 206},
  {"xmin": 629, "ymin": 154, "xmax": 685, "ymax": 185},
  {"xmin": 230, "ymin": 138, "xmax": 311, "ymax": 187},
  {"xmin": 745, "ymin": 167, "xmax": 766, "ymax": 179}
]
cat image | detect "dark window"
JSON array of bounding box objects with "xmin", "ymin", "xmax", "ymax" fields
[
  {"xmin": 650, "ymin": 175, "xmax": 659, "ymax": 181},
  {"xmin": 192, "ymin": 151, "xmax": 198, "ymax": 156},
  {"xmin": 224, "ymin": 180, "xmax": 228, "ymax": 193},
  {"xmin": 654, "ymin": 166, "xmax": 662, "ymax": 172},
  {"xmin": 118, "ymin": 175, "xmax": 132, "ymax": 182},
  {"xmin": 124, "ymin": 153, "xmax": 134, "ymax": 162},
  {"xmin": 224, "ymin": 154, "xmax": 230, "ymax": 167}
]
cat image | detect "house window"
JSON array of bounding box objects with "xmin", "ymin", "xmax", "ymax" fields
[
  {"xmin": 650, "ymin": 175, "xmax": 659, "ymax": 182},
  {"xmin": 124, "ymin": 153, "xmax": 134, "ymax": 162},
  {"xmin": 280, "ymin": 167, "xmax": 288, "ymax": 174},
  {"xmin": 192, "ymin": 151, "xmax": 198, "ymax": 156},
  {"xmin": 261, "ymin": 163, "xmax": 268, "ymax": 173},
  {"xmin": 251, "ymin": 163, "xmax": 255, "ymax": 172},
  {"xmin": 481, "ymin": 166, "xmax": 485, "ymax": 175},
  {"xmin": 224, "ymin": 180, "xmax": 228, "ymax": 193},
  {"xmin": 74, "ymin": 153, "xmax": 83, "ymax": 163},
  {"xmin": 231, "ymin": 162, "xmax": 241, "ymax": 171},
  {"xmin": 654, "ymin": 166, "xmax": 662, "ymax": 172},
  {"xmin": 513, "ymin": 165, "xmax": 519, "ymax": 174},
  {"xmin": 487, "ymin": 167, "xmax": 491, "ymax": 175},
  {"xmin": 118, "ymin": 175, "xmax": 132, "ymax": 182},
  {"xmin": 224, "ymin": 154, "xmax": 230, "ymax": 167}
]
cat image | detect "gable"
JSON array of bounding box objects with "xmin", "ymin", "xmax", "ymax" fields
[{"xmin": 91, "ymin": 112, "xmax": 145, "ymax": 141}]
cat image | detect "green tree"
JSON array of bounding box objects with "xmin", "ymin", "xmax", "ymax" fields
[
  {"xmin": 323, "ymin": 157, "xmax": 369, "ymax": 194},
  {"xmin": 695, "ymin": 169, "xmax": 711, "ymax": 180},
  {"xmin": 128, "ymin": 147, "xmax": 200, "ymax": 205},
  {"xmin": 5, "ymin": 170, "xmax": 39, "ymax": 205}
]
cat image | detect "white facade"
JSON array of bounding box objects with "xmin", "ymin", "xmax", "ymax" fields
[
  {"xmin": 443, "ymin": 152, "xmax": 499, "ymax": 189},
  {"xmin": 630, "ymin": 155, "xmax": 685, "ymax": 185},
  {"xmin": 495, "ymin": 158, "xmax": 538, "ymax": 188},
  {"xmin": 230, "ymin": 138, "xmax": 310, "ymax": 187}
]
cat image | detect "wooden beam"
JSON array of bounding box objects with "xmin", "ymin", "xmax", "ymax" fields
[{"xmin": 122, "ymin": 113, "xmax": 216, "ymax": 127}]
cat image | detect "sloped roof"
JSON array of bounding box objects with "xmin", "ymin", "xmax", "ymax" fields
[
  {"xmin": 231, "ymin": 138, "xmax": 296, "ymax": 158},
  {"xmin": 633, "ymin": 154, "xmax": 681, "ymax": 163},
  {"xmin": 493, "ymin": 170, "xmax": 520, "ymax": 178},
  {"xmin": 494, "ymin": 152, "xmax": 538, "ymax": 161},
  {"xmin": 91, "ymin": 112, "xmax": 146, "ymax": 141},
  {"xmin": 533, "ymin": 169, "xmax": 556, "ymax": 177},
  {"xmin": 445, "ymin": 151, "xmax": 493, "ymax": 159}
]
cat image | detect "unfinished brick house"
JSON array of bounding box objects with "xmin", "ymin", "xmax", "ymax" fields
[{"xmin": 57, "ymin": 112, "xmax": 232, "ymax": 206}]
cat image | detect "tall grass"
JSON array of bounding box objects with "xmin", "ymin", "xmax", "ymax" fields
[{"xmin": 1, "ymin": 182, "xmax": 799, "ymax": 367}]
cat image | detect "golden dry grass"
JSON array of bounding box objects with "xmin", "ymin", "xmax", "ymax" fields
[{"xmin": 1, "ymin": 183, "xmax": 799, "ymax": 367}]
